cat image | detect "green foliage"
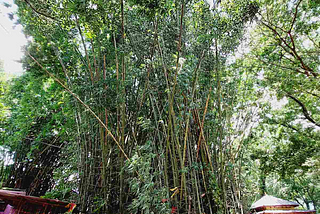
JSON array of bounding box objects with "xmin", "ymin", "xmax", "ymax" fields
[
  {"xmin": 249, "ymin": 0, "xmax": 320, "ymax": 126},
  {"xmin": 0, "ymin": 71, "xmax": 7, "ymax": 126},
  {"xmin": 241, "ymin": 0, "xmax": 320, "ymax": 209},
  {"xmin": 125, "ymin": 141, "xmax": 170, "ymax": 214},
  {"xmin": 1, "ymin": 70, "xmax": 74, "ymax": 196},
  {"xmin": 129, "ymin": 0, "xmax": 167, "ymax": 18},
  {"xmin": 3, "ymin": 0, "xmax": 318, "ymax": 213},
  {"xmin": 0, "ymin": 62, "xmax": 11, "ymax": 187}
]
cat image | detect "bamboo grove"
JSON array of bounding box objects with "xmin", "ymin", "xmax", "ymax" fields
[{"xmin": 0, "ymin": 0, "xmax": 319, "ymax": 213}]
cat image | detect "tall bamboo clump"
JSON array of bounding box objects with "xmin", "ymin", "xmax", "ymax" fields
[{"xmin": 15, "ymin": 0, "xmax": 259, "ymax": 213}]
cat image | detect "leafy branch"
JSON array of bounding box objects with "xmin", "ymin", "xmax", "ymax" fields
[
  {"xmin": 258, "ymin": 0, "xmax": 318, "ymax": 78},
  {"xmin": 23, "ymin": 0, "xmax": 56, "ymax": 21},
  {"xmin": 286, "ymin": 93, "xmax": 320, "ymax": 127}
]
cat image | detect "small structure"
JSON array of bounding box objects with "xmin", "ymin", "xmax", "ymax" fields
[
  {"xmin": 250, "ymin": 195, "xmax": 316, "ymax": 214},
  {"xmin": 0, "ymin": 189, "xmax": 76, "ymax": 214}
]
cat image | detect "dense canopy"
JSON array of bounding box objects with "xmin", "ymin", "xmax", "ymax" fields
[{"xmin": 0, "ymin": 0, "xmax": 319, "ymax": 213}]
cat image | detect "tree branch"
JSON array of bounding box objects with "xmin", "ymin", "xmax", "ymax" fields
[
  {"xmin": 269, "ymin": 119, "xmax": 317, "ymax": 140},
  {"xmin": 289, "ymin": 0, "xmax": 302, "ymax": 33},
  {"xmin": 260, "ymin": 20, "xmax": 318, "ymax": 78},
  {"xmin": 24, "ymin": 0, "xmax": 56, "ymax": 21},
  {"xmin": 287, "ymin": 94, "xmax": 320, "ymax": 127},
  {"xmin": 255, "ymin": 54, "xmax": 307, "ymax": 75}
]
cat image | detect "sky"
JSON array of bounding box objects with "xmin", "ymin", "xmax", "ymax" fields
[{"xmin": 0, "ymin": 0, "xmax": 28, "ymax": 76}]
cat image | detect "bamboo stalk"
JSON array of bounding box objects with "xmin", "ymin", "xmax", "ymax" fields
[
  {"xmin": 91, "ymin": 38, "xmax": 100, "ymax": 81},
  {"xmin": 215, "ymin": 36, "xmax": 228, "ymax": 214},
  {"xmin": 75, "ymin": 16, "xmax": 94, "ymax": 83},
  {"xmin": 180, "ymin": 50, "xmax": 205, "ymax": 206},
  {"xmin": 119, "ymin": 0, "xmax": 126, "ymax": 212},
  {"xmin": 27, "ymin": 51, "xmax": 131, "ymax": 162}
]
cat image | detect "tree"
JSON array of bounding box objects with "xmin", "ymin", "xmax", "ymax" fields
[
  {"xmin": 250, "ymin": 0, "xmax": 320, "ymax": 129},
  {"xmin": 0, "ymin": 60, "xmax": 10, "ymax": 187},
  {"xmin": 5, "ymin": 0, "xmax": 319, "ymax": 213},
  {"xmin": 242, "ymin": 0, "xmax": 320, "ymax": 210},
  {"xmin": 2, "ymin": 67, "xmax": 74, "ymax": 196}
]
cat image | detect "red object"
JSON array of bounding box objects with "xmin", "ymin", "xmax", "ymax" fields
[
  {"xmin": 171, "ymin": 206, "xmax": 177, "ymax": 213},
  {"xmin": 257, "ymin": 211, "xmax": 316, "ymax": 214},
  {"xmin": 0, "ymin": 190, "xmax": 76, "ymax": 213},
  {"xmin": 66, "ymin": 203, "xmax": 77, "ymax": 212},
  {"xmin": 251, "ymin": 195, "xmax": 299, "ymax": 212},
  {"xmin": 161, "ymin": 198, "xmax": 169, "ymax": 203}
]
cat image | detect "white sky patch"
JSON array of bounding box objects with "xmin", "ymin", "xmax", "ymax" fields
[
  {"xmin": 257, "ymin": 69, "xmax": 264, "ymax": 80},
  {"xmin": 204, "ymin": 0, "xmax": 214, "ymax": 10},
  {"xmin": 302, "ymin": 39, "xmax": 313, "ymax": 49},
  {"xmin": 260, "ymin": 89, "xmax": 289, "ymax": 110},
  {"xmin": 270, "ymin": 97, "xmax": 288, "ymax": 110},
  {"xmin": 0, "ymin": 146, "xmax": 14, "ymax": 166},
  {"xmin": 0, "ymin": 0, "xmax": 28, "ymax": 76}
]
